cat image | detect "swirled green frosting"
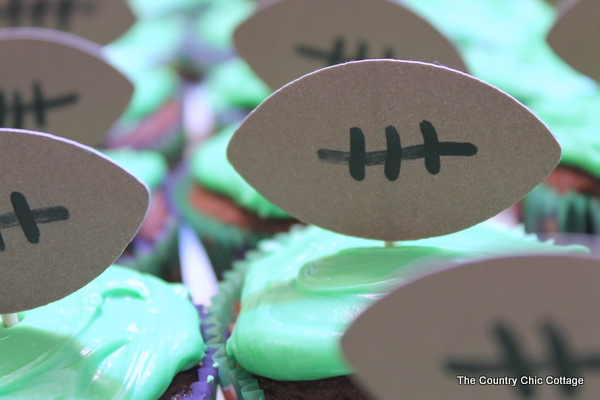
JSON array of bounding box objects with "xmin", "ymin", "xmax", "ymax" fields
[
  {"xmin": 399, "ymin": 0, "xmax": 600, "ymax": 177},
  {"xmin": 191, "ymin": 124, "xmax": 290, "ymax": 219},
  {"xmin": 102, "ymin": 149, "xmax": 168, "ymax": 191},
  {"xmin": 227, "ymin": 223, "xmax": 588, "ymax": 381},
  {"xmin": 0, "ymin": 266, "xmax": 205, "ymax": 399}
]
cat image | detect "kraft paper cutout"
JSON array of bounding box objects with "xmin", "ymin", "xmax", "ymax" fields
[
  {"xmin": 0, "ymin": 128, "xmax": 149, "ymax": 314},
  {"xmin": 228, "ymin": 60, "xmax": 560, "ymax": 241},
  {"xmin": 0, "ymin": 28, "xmax": 133, "ymax": 147},
  {"xmin": 342, "ymin": 255, "xmax": 600, "ymax": 400},
  {"xmin": 234, "ymin": 0, "xmax": 468, "ymax": 90},
  {"xmin": 0, "ymin": 0, "xmax": 135, "ymax": 45},
  {"xmin": 547, "ymin": 0, "xmax": 600, "ymax": 82}
]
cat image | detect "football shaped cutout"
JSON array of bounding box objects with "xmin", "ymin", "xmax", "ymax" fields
[
  {"xmin": 235, "ymin": 0, "xmax": 468, "ymax": 90},
  {"xmin": 547, "ymin": 0, "xmax": 600, "ymax": 82},
  {"xmin": 0, "ymin": 129, "xmax": 149, "ymax": 314},
  {"xmin": 342, "ymin": 255, "xmax": 600, "ymax": 400},
  {"xmin": 0, "ymin": 29, "xmax": 133, "ymax": 147},
  {"xmin": 228, "ymin": 60, "xmax": 560, "ymax": 241},
  {"xmin": 0, "ymin": 0, "xmax": 135, "ymax": 45}
]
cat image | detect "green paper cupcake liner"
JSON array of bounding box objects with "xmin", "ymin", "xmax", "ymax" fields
[
  {"xmin": 207, "ymin": 260, "xmax": 266, "ymax": 400},
  {"xmin": 521, "ymin": 183, "xmax": 600, "ymax": 234}
]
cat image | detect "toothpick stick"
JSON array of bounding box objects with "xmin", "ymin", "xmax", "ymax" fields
[
  {"xmin": 1, "ymin": 313, "xmax": 19, "ymax": 328},
  {"xmin": 384, "ymin": 241, "xmax": 394, "ymax": 247}
]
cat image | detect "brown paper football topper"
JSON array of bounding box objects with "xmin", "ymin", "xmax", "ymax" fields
[
  {"xmin": 0, "ymin": 28, "xmax": 133, "ymax": 147},
  {"xmin": 547, "ymin": 0, "xmax": 600, "ymax": 82},
  {"xmin": 0, "ymin": 128, "xmax": 149, "ymax": 315},
  {"xmin": 228, "ymin": 60, "xmax": 560, "ymax": 241},
  {"xmin": 234, "ymin": 0, "xmax": 467, "ymax": 90},
  {"xmin": 0, "ymin": 0, "xmax": 135, "ymax": 45},
  {"xmin": 341, "ymin": 255, "xmax": 600, "ymax": 400}
]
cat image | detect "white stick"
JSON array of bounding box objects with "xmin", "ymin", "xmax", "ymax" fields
[
  {"xmin": 1, "ymin": 313, "xmax": 19, "ymax": 328},
  {"xmin": 384, "ymin": 241, "xmax": 395, "ymax": 247},
  {"xmin": 178, "ymin": 224, "xmax": 219, "ymax": 306}
]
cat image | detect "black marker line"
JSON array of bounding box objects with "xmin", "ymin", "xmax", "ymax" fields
[
  {"xmin": 384, "ymin": 126, "xmax": 401, "ymax": 181},
  {"xmin": 0, "ymin": 0, "xmax": 95, "ymax": 29},
  {"xmin": 354, "ymin": 40, "xmax": 368, "ymax": 61},
  {"xmin": 0, "ymin": 193, "xmax": 69, "ymax": 253},
  {"xmin": 12, "ymin": 90, "xmax": 24, "ymax": 129},
  {"xmin": 296, "ymin": 37, "xmax": 393, "ymax": 66},
  {"xmin": 0, "ymin": 206, "xmax": 69, "ymax": 229},
  {"xmin": 543, "ymin": 321, "xmax": 577, "ymax": 394},
  {"xmin": 0, "ymin": 91, "xmax": 5, "ymax": 127},
  {"xmin": 349, "ymin": 127, "xmax": 366, "ymax": 181},
  {"xmin": 0, "ymin": 82, "xmax": 78, "ymax": 129},
  {"xmin": 421, "ymin": 120, "xmax": 441, "ymax": 174},
  {"xmin": 496, "ymin": 324, "xmax": 535, "ymax": 397},
  {"xmin": 31, "ymin": 0, "xmax": 50, "ymax": 27},
  {"xmin": 5, "ymin": 0, "xmax": 23, "ymax": 26},
  {"xmin": 11, "ymin": 192, "xmax": 40, "ymax": 244},
  {"xmin": 317, "ymin": 121, "xmax": 477, "ymax": 181},
  {"xmin": 446, "ymin": 321, "xmax": 600, "ymax": 398}
]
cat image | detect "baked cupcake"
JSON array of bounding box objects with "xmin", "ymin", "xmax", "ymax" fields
[
  {"xmin": 209, "ymin": 223, "xmax": 588, "ymax": 399},
  {"xmin": 0, "ymin": 265, "xmax": 212, "ymax": 400},
  {"xmin": 172, "ymin": 123, "xmax": 298, "ymax": 279}
]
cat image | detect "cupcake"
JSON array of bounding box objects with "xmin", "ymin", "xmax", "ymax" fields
[
  {"xmin": 172, "ymin": 123, "xmax": 298, "ymax": 279},
  {"xmin": 0, "ymin": 265, "xmax": 212, "ymax": 400},
  {"xmin": 394, "ymin": 0, "xmax": 600, "ymax": 234},
  {"xmin": 103, "ymin": 38, "xmax": 186, "ymax": 165},
  {"xmin": 209, "ymin": 223, "xmax": 588, "ymax": 399},
  {"xmin": 102, "ymin": 148, "xmax": 180, "ymax": 281}
]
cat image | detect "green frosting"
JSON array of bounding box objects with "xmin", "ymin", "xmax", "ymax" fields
[
  {"xmin": 193, "ymin": 0, "xmax": 256, "ymax": 49},
  {"xmin": 191, "ymin": 124, "xmax": 290, "ymax": 219},
  {"xmin": 399, "ymin": 0, "xmax": 600, "ymax": 177},
  {"xmin": 227, "ymin": 223, "xmax": 588, "ymax": 381},
  {"xmin": 101, "ymin": 149, "xmax": 168, "ymax": 191},
  {"xmin": 104, "ymin": 17, "xmax": 185, "ymax": 71},
  {"xmin": 204, "ymin": 58, "xmax": 272, "ymax": 113},
  {"xmin": 0, "ymin": 266, "xmax": 205, "ymax": 399},
  {"xmin": 103, "ymin": 18, "xmax": 183, "ymax": 121}
]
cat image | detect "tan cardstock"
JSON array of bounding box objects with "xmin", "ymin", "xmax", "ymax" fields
[
  {"xmin": 0, "ymin": 28, "xmax": 133, "ymax": 147},
  {"xmin": 234, "ymin": 0, "xmax": 467, "ymax": 90},
  {"xmin": 547, "ymin": 0, "xmax": 600, "ymax": 82},
  {"xmin": 342, "ymin": 255, "xmax": 600, "ymax": 400},
  {"xmin": 0, "ymin": 0, "xmax": 134, "ymax": 45},
  {"xmin": 0, "ymin": 128, "xmax": 149, "ymax": 314},
  {"xmin": 228, "ymin": 60, "xmax": 560, "ymax": 241}
]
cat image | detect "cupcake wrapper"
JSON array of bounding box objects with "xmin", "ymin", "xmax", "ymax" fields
[
  {"xmin": 181, "ymin": 306, "xmax": 221, "ymax": 400},
  {"xmin": 206, "ymin": 260, "xmax": 267, "ymax": 400},
  {"xmin": 521, "ymin": 183, "xmax": 600, "ymax": 234}
]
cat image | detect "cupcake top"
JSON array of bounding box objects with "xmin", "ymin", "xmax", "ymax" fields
[
  {"xmin": 227, "ymin": 223, "xmax": 588, "ymax": 381},
  {"xmin": 400, "ymin": 0, "xmax": 600, "ymax": 178},
  {"xmin": 191, "ymin": 123, "xmax": 290, "ymax": 219},
  {"xmin": 102, "ymin": 148, "xmax": 168, "ymax": 191},
  {"xmin": 0, "ymin": 265, "xmax": 205, "ymax": 399}
]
